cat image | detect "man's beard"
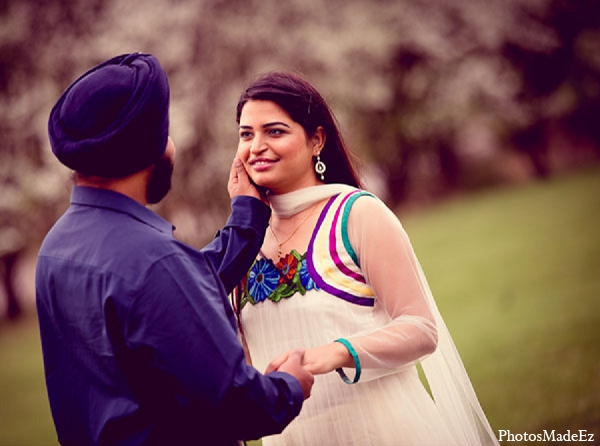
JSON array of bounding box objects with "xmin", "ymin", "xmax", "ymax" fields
[{"xmin": 146, "ymin": 154, "xmax": 174, "ymax": 204}]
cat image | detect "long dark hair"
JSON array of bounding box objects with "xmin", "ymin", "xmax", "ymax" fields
[{"xmin": 236, "ymin": 71, "xmax": 363, "ymax": 188}]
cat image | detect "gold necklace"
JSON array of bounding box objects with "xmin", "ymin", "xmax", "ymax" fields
[{"xmin": 269, "ymin": 205, "xmax": 317, "ymax": 257}]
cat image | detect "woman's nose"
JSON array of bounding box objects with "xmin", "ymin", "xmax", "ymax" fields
[{"xmin": 250, "ymin": 134, "xmax": 267, "ymax": 154}]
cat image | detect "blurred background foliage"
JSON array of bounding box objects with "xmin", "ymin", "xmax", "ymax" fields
[{"xmin": 1, "ymin": 0, "xmax": 599, "ymax": 324}]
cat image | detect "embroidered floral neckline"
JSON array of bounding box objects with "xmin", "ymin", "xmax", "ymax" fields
[
  {"xmin": 240, "ymin": 184, "xmax": 357, "ymax": 309},
  {"xmin": 240, "ymin": 250, "xmax": 319, "ymax": 308}
]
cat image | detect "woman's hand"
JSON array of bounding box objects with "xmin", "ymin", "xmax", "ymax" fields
[
  {"xmin": 267, "ymin": 342, "xmax": 353, "ymax": 376},
  {"xmin": 302, "ymin": 342, "xmax": 354, "ymax": 374}
]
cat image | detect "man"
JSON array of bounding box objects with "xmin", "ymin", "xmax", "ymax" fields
[{"xmin": 36, "ymin": 52, "xmax": 313, "ymax": 446}]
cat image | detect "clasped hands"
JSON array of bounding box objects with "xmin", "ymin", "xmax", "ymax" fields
[{"xmin": 265, "ymin": 343, "xmax": 353, "ymax": 400}]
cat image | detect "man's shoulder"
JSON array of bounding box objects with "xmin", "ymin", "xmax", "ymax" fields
[{"xmin": 39, "ymin": 208, "xmax": 185, "ymax": 271}]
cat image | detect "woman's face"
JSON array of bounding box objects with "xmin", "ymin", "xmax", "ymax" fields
[{"xmin": 237, "ymin": 100, "xmax": 324, "ymax": 195}]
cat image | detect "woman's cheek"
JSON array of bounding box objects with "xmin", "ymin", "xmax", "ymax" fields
[{"xmin": 235, "ymin": 144, "xmax": 247, "ymax": 159}]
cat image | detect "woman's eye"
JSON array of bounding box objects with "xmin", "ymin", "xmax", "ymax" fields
[
  {"xmin": 239, "ymin": 131, "xmax": 252, "ymax": 139},
  {"xmin": 268, "ymin": 128, "xmax": 284, "ymax": 136}
]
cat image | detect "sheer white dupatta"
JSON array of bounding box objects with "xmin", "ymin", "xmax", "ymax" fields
[{"xmin": 417, "ymin": 259, "xmax": 499, "ymax": 445}]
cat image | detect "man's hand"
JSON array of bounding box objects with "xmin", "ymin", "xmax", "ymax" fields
[
  {"xmin": 266, "ymin": 348, "xmax": 314, "ymax": 400},
  {"xmin": 228, "ymin": 157, "xmax": 268, "ymax": 204}
]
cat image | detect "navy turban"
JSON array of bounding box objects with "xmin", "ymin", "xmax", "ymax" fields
[{"xmin": 48, "ymin": 53, "xmax": 170, "ymax": 178}]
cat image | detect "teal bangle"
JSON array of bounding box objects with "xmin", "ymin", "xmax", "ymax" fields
[{"xmin": 334, "ymin": 338, "xmax": 361, "ymax": 384}]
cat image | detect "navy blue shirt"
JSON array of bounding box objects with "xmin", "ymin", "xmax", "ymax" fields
[{"xmin": 35, "ymin": 186, "xmax": 303, "ymax": 446}]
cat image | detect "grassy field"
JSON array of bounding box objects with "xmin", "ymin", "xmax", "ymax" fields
[
  {"xmin": 0, "ymin": 165, "xmax": 598, "ymax": 445},
  {"xmin": 402, "ymin": 165, "xmax": 600, "ymax": 442}
]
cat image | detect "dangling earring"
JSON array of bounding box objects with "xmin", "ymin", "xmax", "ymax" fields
[{"xmin": 315, "ymin": 154, "xmax": 326, "ymax": 181}]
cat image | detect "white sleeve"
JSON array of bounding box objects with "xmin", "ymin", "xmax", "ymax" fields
[
  {"xmin": 345, "ymin": 195, "xmax": 500, "ymax": 445},
  {"xmin": 344, "ymin": 195, "xmax": 438, "ymax": 370}
]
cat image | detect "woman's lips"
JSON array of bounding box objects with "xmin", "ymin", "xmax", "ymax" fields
[{"xmin": 249, "ymin": 158, "xmax": 278, "ymax": 171}]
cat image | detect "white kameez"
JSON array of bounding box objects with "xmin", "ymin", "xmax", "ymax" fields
[{"xmin": 239, "ymin": 185, "xmax": 499, "ymax": 446}]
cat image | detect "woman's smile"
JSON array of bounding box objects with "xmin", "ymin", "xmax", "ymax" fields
[{"xmin": 248, "ymin": 156, "xmax": 279, "ymax": 172}]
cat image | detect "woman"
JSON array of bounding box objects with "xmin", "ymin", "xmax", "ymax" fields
[{"xmin": 233, "ymin": 72, "xmax": 499, "ymax": 445}]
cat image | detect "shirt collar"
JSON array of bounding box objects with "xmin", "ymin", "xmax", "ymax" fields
[{"xmin": 71, "ymin": 186, "xmax": 174, "ymax": 233}]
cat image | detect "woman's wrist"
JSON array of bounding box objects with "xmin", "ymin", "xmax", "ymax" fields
[
  {"xmin": 331, "ymin": 339, "xmax": 354, "ymax": 369},
  {"xmin": 333, "ymin": 338, "xmax": 362, "ymax": 384}
]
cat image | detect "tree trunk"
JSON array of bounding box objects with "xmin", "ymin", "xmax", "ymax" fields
[
  {"xmin": 513, "ymin": 121, "xmax": 550, "ymax": 179},
  {"xmin": 437, "ymin": 141, "xmax": 461, "ymax": 192},
  {"xmin": 386, "ymin": 139, "xmax": 413, "ymax": 207},
  {"xmin": 2, "ymin": 251, "xmax": 22, "ymax": 321}
]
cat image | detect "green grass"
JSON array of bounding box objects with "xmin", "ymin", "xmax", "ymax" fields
[
  {"xmin": 401, "ymin": 165, "xmax": 600, "ymax": 441},
  {"xmin": 1, "ymin": 165, "xmax": 599, "ymax": 445},
  {"xmin": 0, "ymin": 318, "xmax": 55, "ymax": 445}
]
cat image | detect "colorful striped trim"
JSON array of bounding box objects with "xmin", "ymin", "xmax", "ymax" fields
[
  {"xmin": 307, "ymin": 190, "xmax": 375, "ymax": 307},
  {"xmin": 341, "ymin": 191, "xmax": 374, "ymax": 267},
  {"xmin": 329, "ymin": 192, "xmax": 366, "ymax": 284}
]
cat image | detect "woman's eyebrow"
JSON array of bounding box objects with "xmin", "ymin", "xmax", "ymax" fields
[
  {"xmin": 263, "ymin": 121, "xmax": 291, "ymax": 128},
  {"xmin": 238, "ymin": 121, "xmax": 291, "ymax": 130}
]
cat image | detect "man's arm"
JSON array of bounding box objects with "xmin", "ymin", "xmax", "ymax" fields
[
  {"xmin": 201, "ymin": 158, "xmax": 271, "ymax": 293},
  {"xmin": 121, "ymin": 252, "xmax": 311, "ymax": 440}
]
